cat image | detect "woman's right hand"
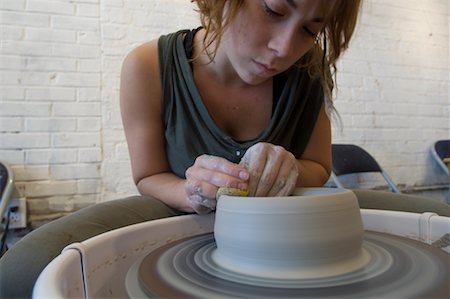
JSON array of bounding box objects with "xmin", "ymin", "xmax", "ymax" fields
[{"xmin": 184, "ymin": 154, "xmax": 250, "ymax": 214}]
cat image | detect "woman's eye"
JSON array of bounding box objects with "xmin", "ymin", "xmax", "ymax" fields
[
  {"xmin": 303, "ymin": 26, "xmax": 317, "ymax": 39},
  {"xmin": 263, "ymin": 2, "xmax": 283, "ymax": 17}
]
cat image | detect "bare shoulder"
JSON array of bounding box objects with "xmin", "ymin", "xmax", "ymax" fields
[
  {"xmin": 120, "ymin": 39, "xmax": 161, "ymax": 114},
  {"xmin": 121, "ymin": 39, "xmax": 159, "ymax": 87}
]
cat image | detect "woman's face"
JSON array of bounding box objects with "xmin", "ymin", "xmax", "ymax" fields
[{"xmin": 220, "ymin": 0, "xmax": 325, "ymax": 85}]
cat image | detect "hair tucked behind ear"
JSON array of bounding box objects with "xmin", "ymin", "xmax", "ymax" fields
[{"xmin": 194, "ymin": 0, "xmax": 362, "ymax": 122}]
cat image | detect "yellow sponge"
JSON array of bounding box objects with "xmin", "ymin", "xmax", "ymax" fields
[{"xmin": 216, "ymin": 187, "xmax": 249, "ymax": 200}]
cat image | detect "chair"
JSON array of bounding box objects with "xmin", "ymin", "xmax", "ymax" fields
[
  {"xmin": 0, "ymin": 161, "xmax": 15, "ymax": 256},
  {"xmin": 331, "ymin": 144, "xmax": 401, "ymax": 193},
  {"xmin": 431, "ymin": 139, "xmax": 450, "ymax": 175},
  {"xmin": 431, "ymin": 139, "xmax": 450, "ymax": 204}
]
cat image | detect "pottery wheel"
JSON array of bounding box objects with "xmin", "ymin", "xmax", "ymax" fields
[{"xmin": 126, "ymin": 232, "xmax": 449, "ymax": 299}]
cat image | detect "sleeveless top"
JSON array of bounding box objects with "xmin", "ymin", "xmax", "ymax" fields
[{"xmin": 158, "ymin": 29, "xmax": 324, "ymax": 178}]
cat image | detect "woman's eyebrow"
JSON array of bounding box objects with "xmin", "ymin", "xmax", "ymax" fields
[
  {"xmin": 286, "ymin": 0, "xmax": 324, "ymax": 23},
  {"xmin": 286, "ymin": 0, "xmax": 297, "ymax": 8}
]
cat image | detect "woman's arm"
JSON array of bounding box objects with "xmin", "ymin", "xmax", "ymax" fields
[
  {"xmin": 120, "ymin": 41, "xmax": 249, "ymax": 213},
  {"xmin": 295, "ymin": 103, "xmax": 332, "ymax": 186},
  {"xmin": 120, "ymin": 40, "xmax": 191, "ymax": 211}
]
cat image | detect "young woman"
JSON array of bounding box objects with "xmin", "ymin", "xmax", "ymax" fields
[{"xmin": 120, "ymin": 0, "xmax": 361, "ymax": 214}]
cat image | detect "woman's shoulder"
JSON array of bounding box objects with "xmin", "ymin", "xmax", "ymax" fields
[
  {"xmin": 120, "ymin": 39, "xmax": 162, "ymax": 112},
  {"xmin": 122, "ymin": 40, "xmax": 159, "ymax": 76},
  {"xmin": 122, "ymin": 29, "xmax": 189, "ymax": 76}
]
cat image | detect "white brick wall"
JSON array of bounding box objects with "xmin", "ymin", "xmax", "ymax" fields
[
  {"xmin": 333, "ymin": 0, "xmax": 449, "ymax": 189},
  {"xmin": 1, "ymin": 0, "xmax": 449, "ymax": 226},
  {"xmin": 1, "ymin": 0, "xmax": 103, "ymax": 226}
]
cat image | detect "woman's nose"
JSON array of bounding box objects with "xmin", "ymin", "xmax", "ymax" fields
[{"xmin": 267, "ymin": 29, "xmax": 297, "ymax": 58}]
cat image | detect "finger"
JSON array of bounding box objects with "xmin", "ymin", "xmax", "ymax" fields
[
  {"xmin": 185, "ymin": 178, "xmax": 218, "ymax": 200},
  {"xmin": 254, "ymin": 154, "xmax": 282, "ymax": 196},
  {"xmin": 189, "ymin": 194, "xmax": 217, "ymax": 210},
  {"xmin": 252, "ymin": 144, "xmax": 293, "ymax": 196},
  {"xmin": 188, "ymin": 167, "xmax": 249, "ymax": 190},
  {"xmin": 240, "ymin": 146, "xmax": 268, "ymax": 196},
  {"xmin": 268, "ymin": 161, "xmax": 298, "ymax": 196},
  {"xmin": 196, "ymin": 154, "xmax": 249, "ymax": 180},
  {"xmin": 189, "ymin": 195, "xmax": 214, "ymax": 215},
  {"xmin": 206, "ymin": 169, "xmax": 248, "ymax": 189},
  {"xmin": 275, "ymin": 180, "xmax": 295, "ymax": 197},
  {"xmin": 185, "ymin": 179, "xmax": 217, "ymax": 214},
  {"xmin": 267, "ymin": 156, "xmax": 297, "ymax": 196}
]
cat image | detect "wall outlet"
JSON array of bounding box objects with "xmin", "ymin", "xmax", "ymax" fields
[{"xmin": 6, "ymin": 197, "xmax": 27, "ymax": 229}]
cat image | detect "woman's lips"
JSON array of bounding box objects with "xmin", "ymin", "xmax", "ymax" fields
[{"xmin": 253, "ymin": 60, "xmax": 277, "ymax": 74}]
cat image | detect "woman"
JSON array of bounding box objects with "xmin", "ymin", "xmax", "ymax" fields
[{"xmin": 120, "ymin": 0, "xmax": 361, "ymax": 214}]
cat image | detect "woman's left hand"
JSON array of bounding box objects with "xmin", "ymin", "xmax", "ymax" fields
[{"xmin": 239, "ymin": 142, "xmax": 299, "ymax": 197}]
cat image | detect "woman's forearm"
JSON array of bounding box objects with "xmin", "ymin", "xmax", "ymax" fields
[
  {"xmin": 296, "ymin": 159, "xmax": 331, "ymax": 187},
  {"xmin": 136, "ymin": 172, "xmax": 194, "ymax": 213}
]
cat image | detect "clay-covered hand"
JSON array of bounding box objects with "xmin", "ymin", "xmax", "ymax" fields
[
  {"xmin": 185, "ymin": 154, "xmax": 249, "ymax": 214},
  {"xmin": 240, "ymin": 142, "xmax": 298, "ymax": 197}
]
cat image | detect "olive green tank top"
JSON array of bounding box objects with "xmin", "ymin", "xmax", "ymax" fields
[{"xmin": 158, "ymin": 29, "xmax": 324, "ymax": 178}]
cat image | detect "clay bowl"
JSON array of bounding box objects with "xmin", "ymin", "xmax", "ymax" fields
[{"xmin": 213, "ymin": 188, "xmax": 369, "ymax": 279}]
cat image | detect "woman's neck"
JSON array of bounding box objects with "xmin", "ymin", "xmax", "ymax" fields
[{"xmin": 192, "ymin": 29, "xmax": 253, "ymax": 89}]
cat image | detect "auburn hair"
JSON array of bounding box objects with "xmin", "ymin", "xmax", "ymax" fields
[{"xmin": 194, "ymin": 0, "xmax": 362, "ymax": 116}]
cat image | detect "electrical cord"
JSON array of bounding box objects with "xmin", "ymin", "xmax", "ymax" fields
[{"xmin": 0, "ymin": 207, "xmax": 15, "ymax": 257}]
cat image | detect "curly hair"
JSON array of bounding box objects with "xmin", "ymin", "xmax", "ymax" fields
[{"xmin": 193, "ymin": 0, "xmax": 362, "ymax": 117}]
